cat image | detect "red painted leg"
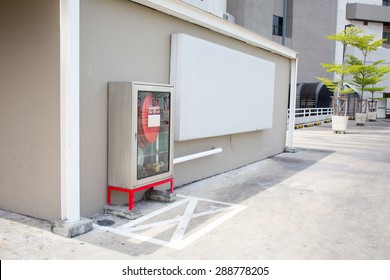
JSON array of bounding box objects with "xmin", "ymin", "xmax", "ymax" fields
[
  {"xmin": 108, "ymin": 177, "xmax": 174, "ymax": 211},
  {"xmin": 129, "ymin": 190, "xmax": 134, "ymax": 211},
  {"xmin": 107, "ymin": 187, "xmax": 112, "ymax": 205},
  {"xmin": 170, "ymin": 178, "xmax": 174, "ymax": 193}
]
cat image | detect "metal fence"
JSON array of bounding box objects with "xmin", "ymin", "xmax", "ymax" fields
[{"xmin": 288, "ymin": 107, "xmax": 333, "ymax": 125}]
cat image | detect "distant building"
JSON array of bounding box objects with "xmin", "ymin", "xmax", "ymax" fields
[{"xmin": 186, "ymin": 0, "xmax": 390, "ymax": 115}]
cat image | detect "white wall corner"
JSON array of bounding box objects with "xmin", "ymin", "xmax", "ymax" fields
[{"xmin": 60, "ymin": 0, "xmax": 80, "ymax": 223}]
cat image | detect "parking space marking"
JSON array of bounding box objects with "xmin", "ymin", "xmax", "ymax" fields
[{"xmin": 94, "ymin": 195, "xmax": 246, "ymax": 250}]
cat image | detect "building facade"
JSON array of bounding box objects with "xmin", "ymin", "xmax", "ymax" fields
[
  {"xmin": 0, "ymin": 0, "xmax": 297, "ymax": 232},
  {"xmin": 211, "ymin": 0, "xmax": 390, "ymax": 113},
  {"xmin": 225, "ymin": 0, "xmax": 390, "ymax": 83}
]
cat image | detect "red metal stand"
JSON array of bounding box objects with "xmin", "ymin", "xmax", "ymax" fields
[{"xmin": 107, "ymin": 177, "xmax": 174, "ymax": 210}]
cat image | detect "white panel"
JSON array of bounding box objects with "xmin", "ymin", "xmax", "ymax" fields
[
  {"xmin": 60, "ymin": 0, "xmax": 80, "ymax": 222},
  {"xmin": 170, "ymin": 33, "xmax": 275, "ymax": 141}
]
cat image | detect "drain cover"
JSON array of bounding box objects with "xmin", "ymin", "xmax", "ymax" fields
[{"xmin": 97, "ymin": 219, "xmax": 115, "ymax": 226}]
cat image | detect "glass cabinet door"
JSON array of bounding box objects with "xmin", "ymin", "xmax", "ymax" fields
[{"xmin": 137, "ymin": 90, "xmax": 171, "ymax": 180}]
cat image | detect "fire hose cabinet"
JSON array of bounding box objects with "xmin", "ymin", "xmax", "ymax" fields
[{"xmin": 107, "ymin": 82, "xmax": 174, "ymax": 210}]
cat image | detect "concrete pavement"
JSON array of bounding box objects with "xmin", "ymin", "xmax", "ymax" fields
[{"xmin": 1, "ymin": 119, "xmax": 390, "ymax": 259}]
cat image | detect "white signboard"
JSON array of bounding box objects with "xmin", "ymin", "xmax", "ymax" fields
[{"xmin": 170, "ymin": 33, "xmax": 276, "ymax": 141}]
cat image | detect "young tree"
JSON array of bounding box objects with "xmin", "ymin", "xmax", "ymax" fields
[
  {"xmin": 343, "ymin": 28, "xmax": 389, "ymax": 100},
  {"xmin": 347, "ymin": 57, "xmax": 390, "ymax": 100},
  {"xmin": 317, "ymin": 63, "xmax": 355, "ymax": 96},
  {"xmin": 318, "ymin": 26, "xmax": 390, "ymax": 114},
  {"xmin": 320, "ymin": 26, "xmax": 363, "ymax": 96},
  {"xmin": 317, "ymin": 26, "xmax": 361, "ymax": 117}
]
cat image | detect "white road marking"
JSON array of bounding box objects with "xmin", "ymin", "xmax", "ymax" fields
[
  {"xmin": 170, "ymin": 196, "xmax": 198, "ymax": 245},
  {"xmin": 94, "ymin": 195, "xmax": 246, "ymax": 250}
]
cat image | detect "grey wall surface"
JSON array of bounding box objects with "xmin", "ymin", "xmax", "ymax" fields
[
  {"xmin": 227, "ymin": 0, "xmax": 274, "ymax": 40},
  {"xmin": 291, "ymin": 0, "xmax": 337, "ymax": 83},
  {"xmin": 227, "ymin": 0, "xmax": 337, "ymax": 83},
  {"xmin": 80, "ymin": 0, "xmax": 291, "ymax": 217},
  {"xmin": 0, "ymin": 0, "xmax": 61, "ymax": 220},
  {"xmin": 346, "ymin": 3, "xmax": 390, "ymax": 23}
]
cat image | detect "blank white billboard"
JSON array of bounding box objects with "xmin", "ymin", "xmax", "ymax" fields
[{"xmin": 170, "ymin": 33, "xmax": 275, "ymax": 141}]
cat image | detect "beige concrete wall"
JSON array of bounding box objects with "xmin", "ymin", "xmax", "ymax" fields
[
  {"xmin": 80, "ymin": 0, "xmax": 290, "ymax": 217},
  {"xmin": 0, "ymin": 0, "xmax": 61, "ymax": 220}
]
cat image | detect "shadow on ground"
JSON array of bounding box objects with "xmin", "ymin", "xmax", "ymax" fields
[{"xmin": 72, "ymin": 147, "xmax": 334, "ymax": 257}]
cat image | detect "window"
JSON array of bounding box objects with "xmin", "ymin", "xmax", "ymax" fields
[
  {"xmin": 383, "ymin": 23, "xmax": 390, "ymax": 44},
  {"xmin": 383, "ymin": 0, "xmax": 390, "ymax": 6},
  {"xmin": 273, "ymin": 15, "xmax": 283, "ymax": 36}
]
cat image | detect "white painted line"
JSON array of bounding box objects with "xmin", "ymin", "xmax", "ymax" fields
[
  {"xmin": 125, "ymin": 207, "xmax": 232, "ymax": 233},
  {"xmin": 170, "ymin": 197, "xmax": 198, "ymax": 244},
  {"xmin": 117, "ymin": 230, "xmax": 170, "ymax": 247},
  {"xmin": 176, "ymin": 194, "xmax": 241, "ymax": 206},
  {"xmin": 127, "ymin": 217, "xmax": 180, "ymax": 232},
  {"xmin": 171, "ymin": 204, "xmax": 246, "ymax": 250},
  {"xmin": 93, "ymin": 195, "xmax": 247, "ymax": 250},
  {"xmin": 117, "ymin": 197, "xmax": 190, "ymax": 230}
]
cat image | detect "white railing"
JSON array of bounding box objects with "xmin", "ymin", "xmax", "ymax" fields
[{"xmin": 288, "ymin": 107, "xmax": 333, "ymax": 125}]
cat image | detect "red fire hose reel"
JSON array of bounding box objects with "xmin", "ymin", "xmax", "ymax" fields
[{"xmin": 138, "ymin": 93, "xmax": 160, "ymax": 148}]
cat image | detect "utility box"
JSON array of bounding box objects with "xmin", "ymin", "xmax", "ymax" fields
[{"xmin": 108, "ymin": 82, "xmax": 174, "ymax": 193}]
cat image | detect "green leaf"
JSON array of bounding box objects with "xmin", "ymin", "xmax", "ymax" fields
[{"xmin": 319, "ymin": 26, "xmax": 389, "ymax": 99}]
